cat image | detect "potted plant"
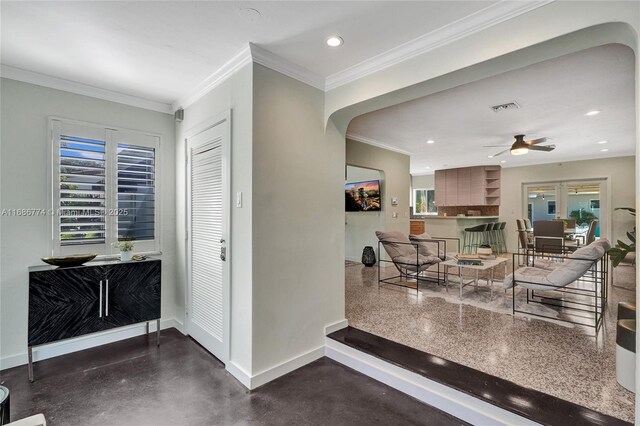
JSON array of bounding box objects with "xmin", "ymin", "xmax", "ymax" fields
[
  {"xmin": 608, "ymin": 207, "xmax": 635, "ymax": 267},
  {"xmin": 115, "ymin": 239, "xmax": 135, "ymax": 261}
]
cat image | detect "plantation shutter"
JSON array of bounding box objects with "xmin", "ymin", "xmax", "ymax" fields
[
  {"xmin": 117, "ymin": 143, "xmax": 155, "ymax": 241},
  {"xmin": 51, "ymin": 120, "xmax": 160, "ymax": 256},
  {"xmin": 58, "ymin": 134, "xmax": 107, "ymax": 246}
]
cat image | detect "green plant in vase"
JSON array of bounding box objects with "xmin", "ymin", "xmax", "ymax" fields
[
  {"xmin": 609, "ymin": 207, "xmax": 635, "ymax": 267},
  {"xmin": 115, "ymin": 239, "xmax": 135, "ymax": 261}
]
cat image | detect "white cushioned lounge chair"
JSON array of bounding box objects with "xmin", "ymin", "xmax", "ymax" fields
[{"xmin": 505, "ymin": 239, "xmax": 610, "ymax": 330}]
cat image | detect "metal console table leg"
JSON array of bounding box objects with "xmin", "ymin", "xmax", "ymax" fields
[{"xmin": 28, "ymin": 347, "xmax": 33, "ymax": 382}]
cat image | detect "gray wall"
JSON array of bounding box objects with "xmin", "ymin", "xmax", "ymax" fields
[
  {"xmin": 0, "ymin": 78, "xmax": 177, "ymax": 364},
  {"xmin": 251, "ymin": 64, "xmax": 345, "ymax": 375},
  {"xmin": 346, "ymin": 139, "xmax": 410, "ymax": 236}
]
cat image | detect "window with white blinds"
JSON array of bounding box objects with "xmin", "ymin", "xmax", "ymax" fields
[{"xmin": 51, "ymin": 119, "xmax": 160, "ymax": 256}]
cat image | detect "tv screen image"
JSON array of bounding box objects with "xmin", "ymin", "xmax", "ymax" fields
[{"xmin": 345, "ymin": 180, "xmax": 381, "ymax": 212}]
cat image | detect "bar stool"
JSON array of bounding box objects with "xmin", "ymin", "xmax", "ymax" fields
[
  {"xmin": 497, "ymin": 222, "xmax": 507, "ymax": 254},
  {"xmin": 485, "ymin": 222, "xmax": 500, "ymax": 253},
  {"xmin": 462, "ymin": 223, "xmax": 489, "ymax": 253}
]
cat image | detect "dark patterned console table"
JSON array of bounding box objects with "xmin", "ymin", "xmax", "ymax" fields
[{"xmin": 28, "ymin": 259, "xmax": 161, "ymax": 381}]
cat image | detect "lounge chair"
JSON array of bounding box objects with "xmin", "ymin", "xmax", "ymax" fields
[
  {"xmin": 505, "ymin": 239, "xmax": 610, "ymax": 330},
  {"xmin": 375, "ymin": 230, "xmax": 442, "ymax": 295},
  {"xmin": 409, "ymin": 232, "xmax": 459, "ymax": 284}
]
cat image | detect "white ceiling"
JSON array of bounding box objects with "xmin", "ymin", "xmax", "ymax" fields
[
  {"xmin": 1, "ymin": 1, "xmax": 499, "ymax": 105},
  {"xmin": 347, "ymin": 44, "xmax": 636, "ymax": 174}
]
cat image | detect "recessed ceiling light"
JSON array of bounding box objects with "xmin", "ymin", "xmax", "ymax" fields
[
  {"xmin": 426, "ymin": 140, "xmax": 435, "ymax": 144},
  {"xmin": 600, "ymin": 148, "xmax": 609, "ymax": 152},
  {"xmin": 425, "ymin": 166, "xmax": 431, "ymax": 169},
  {"xmin": 326, "ymin": 36, "xmax": 343, "ymax": 47},
  {"xmin": 487, "ymin": 155, "xmax": 494, "ymax": 158},
  {"xmin": 598, "ymin": 140, "xmax": 608, "ymax": 144},
  {"xmin": 584, "ymin": 110, "xmax": 600, "ymax": 116},
  {"xmin": 500, "ymin": 160, "xmax": 507, "ymax": 163}
]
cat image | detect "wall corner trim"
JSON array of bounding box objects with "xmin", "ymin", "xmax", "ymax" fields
[
  {"xmin": 1, "ymin": 65, "xmax": 174, "ymax": 115},
  {"xmin": 227, "ymin": 346, "xmax": 325, "ymax": 390},
  {"xmin": 249, "ymin": 43, "xmax": 325, "ymax": 91},
  {"xmin": 172, "ymin": 44, "xmax": 253, "ymax": 111},
  {"xmin": 324, "ymin": 319, "xmax": 349, "ymax": 335}
]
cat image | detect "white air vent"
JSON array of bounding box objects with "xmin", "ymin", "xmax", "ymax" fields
[{"xmin": 490, "ymin": 102, "xmax": 520, "ymax": 112}]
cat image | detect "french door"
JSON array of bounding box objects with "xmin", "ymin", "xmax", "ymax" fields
[
  {"xmin": 186, "ymin": 115, "xmax": 230, "ymax": 363},
  {"xmin": 523, "ymin": 179, "xmax": 607, "ymax": 239}
]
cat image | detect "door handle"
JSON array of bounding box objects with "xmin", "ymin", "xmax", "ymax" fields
[
  {"xmin": 99, "ymin": 280, "xmax": 103, "ymax": 318},
  {"xmin": 105, "ymin": 279, "xmax": 109, "ymax": 317}
]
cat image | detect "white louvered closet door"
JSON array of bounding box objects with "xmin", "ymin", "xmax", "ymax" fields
[{"xmin": 186, "ymin": 117, "xmax": 230, "ymax": 363}]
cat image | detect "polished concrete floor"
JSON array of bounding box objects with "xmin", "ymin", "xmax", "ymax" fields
[
  {"xmin": 346, "ymin": 260, "xmax": 636, "ymax": 423},
  {"xmin": 0, "ymin": 329, "xmax": 466, "ymax": 426}
]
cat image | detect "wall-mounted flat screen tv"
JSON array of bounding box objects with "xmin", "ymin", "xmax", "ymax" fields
[{"xmin": 345, "ymin": 180, "xmax": 381, "ymax": 212}]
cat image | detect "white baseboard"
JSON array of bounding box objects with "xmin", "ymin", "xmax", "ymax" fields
[
  {"xmin": 1, "ymin": 318, "xmax": 183, "ymax": 371},
  {"xmin": 224, "ymin": 320, "xmax": 347, "ymax": 390},
  {"xmin": 225, "ymin": 360, "xmax": 252, "ymax": 389},
  {"xmin": 324, "ymin": 319, "xmax": 348, "ymax": 335},
  {"xmin": 226, "ymin": 346, "xmax": 325, "ymax": 390},
  {"xmin": 325, "ymin": 337, "xmax": 537, "ymax": 426}
]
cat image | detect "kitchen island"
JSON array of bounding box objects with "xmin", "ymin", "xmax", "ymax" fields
[{"xmin": 411, "ymin": 216, "xmax": 499, "ymax": 251}]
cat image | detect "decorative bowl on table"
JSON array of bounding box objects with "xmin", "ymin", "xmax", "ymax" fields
[
  {"xmin": 41, "ymin": 253, "xmax": 97, "ymax": 267},
  {"xmin": 477, "ymin": 247, "xmax": 493, "ymax": 256}
]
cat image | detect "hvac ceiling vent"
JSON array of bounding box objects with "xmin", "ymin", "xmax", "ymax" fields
[{"xmin": 490, "ymin": 102, "xmax": 520, "ymax": 112}]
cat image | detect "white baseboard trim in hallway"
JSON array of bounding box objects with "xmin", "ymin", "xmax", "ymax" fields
[
  {"xmin": 325, "ymin": 337, "xmax": 537, "ymax": 426},
  {"xmin": 1, "ymin": 318, "xmax": 184, "ymax": 371},
  {"xmin": 227, "ymin": 346, "xmax": 326, "ymax": 390},
  {"xmin": 324, "ymin": 319, "xmax": 348, "ymax": 335}
]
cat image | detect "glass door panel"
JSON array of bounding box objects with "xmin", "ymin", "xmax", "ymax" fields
[
  {"xmin": 526, "ymin": 184, "xmax": 557, "ymax": 224},
  {"xmin": 566, "ymin": 182, "xmax": 601, "ymax": 237}
]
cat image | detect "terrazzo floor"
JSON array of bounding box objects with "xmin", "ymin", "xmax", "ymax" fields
[{"xmin": 345, "ymin": 259, "xmax": 636, "ymax": 423}]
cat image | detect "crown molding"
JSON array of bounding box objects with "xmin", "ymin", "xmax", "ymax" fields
[
  {"xmin": 325, "ymin": 0, "xmax": 554, "ymax": 91},
  {"xmin": 249, "ymin": 43, "xmax": 325, "ymax": 91},
  {"xmin": 1, "ymin": 65, "xmax": 174, "ymax": 114},
  {"xmin": 346, "ymin": 132, "xmax": 412, "ymax": 156},
  {"xmin": 172, "ymin": 44, "xmax": 253, "ymax": 111},
  {"xmin": 173, "ymin": 43, "xmax": 324, "ymax": 111}
]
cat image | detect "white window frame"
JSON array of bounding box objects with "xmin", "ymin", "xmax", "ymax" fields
[
  {"xmin": 413, "ymin": 188, "xmax": 437, "ymax": 215},
  {"xmin": 49, "ymin": 117, "xmax": 161, "ymax": 257}
]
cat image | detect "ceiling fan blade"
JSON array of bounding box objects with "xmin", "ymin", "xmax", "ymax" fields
[
  {"xmin": 528, "ymin": 145, "xmax": 555, "ymax": 152},
  {"xmin": 526, "ymin": 137, "xmax": 548, "ymax": 145},
  {"xmin": 492, "ymin": 148, "xmax": 511, "ymax": 157}
]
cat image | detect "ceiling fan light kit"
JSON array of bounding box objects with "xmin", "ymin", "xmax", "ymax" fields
[
  {"xmin": 485, "ymin": 134, "xmax": 555, "ymax": 157},
  {"xmin": 511, "ymin": 147, "xmax": 529, "ymax": 155}
]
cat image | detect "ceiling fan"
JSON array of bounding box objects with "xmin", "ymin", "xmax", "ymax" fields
[{"xmin": 485, "ymin": 134, "xmax": 555, "ymax": 157}]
